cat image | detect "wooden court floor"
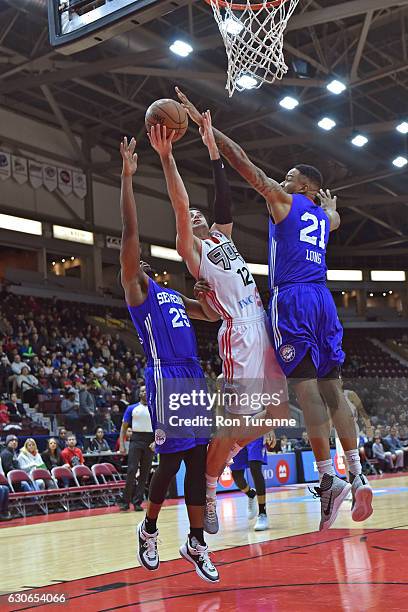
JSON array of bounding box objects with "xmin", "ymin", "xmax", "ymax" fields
[{"xmin": 1, "ymin": 475, "xmax": 408, "ymax": 611}]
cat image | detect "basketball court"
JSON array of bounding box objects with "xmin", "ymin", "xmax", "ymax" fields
[{"xmin": 1, "ymin": 0, "xmax": 408, "ymax": 610}]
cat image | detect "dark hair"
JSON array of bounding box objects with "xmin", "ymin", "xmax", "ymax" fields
[
  {"xmin": 295, "ymin": 164, "xmax": 323, "ymax": 189},
  {"xmin": 95, "ymin": 426, "xmax": 104, "ymax": 435}
]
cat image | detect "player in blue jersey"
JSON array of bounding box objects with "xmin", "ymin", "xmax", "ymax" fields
[
  {"xmin": 230, "ymin": 437, "xmax": 269, "ymax": 531},
  {"xmin": 177, "ymin": 88, "xmax": 373, "ymax": 532},
  {"xmin": 119, "ymin": 135, "xmax": 220, "ymax": 582}
]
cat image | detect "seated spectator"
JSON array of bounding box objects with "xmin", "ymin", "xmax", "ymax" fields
[
  {"xmin": 296, "ymin": 431, "xmax": 311, "ymax": 449},
  {"xmin": 11, "ymin": 354, "xmax": 27, "ymax": 376},
  {"xmin": 115, "ymin": 427, "xmax": 132, "ymax": 454},
  {"xmin": 78, "ymin": 382, "xmax": 96, "ymax": 430},
  {"xmin": 17, "ymin": 438, "xmax": 47, "ymax": 489},
  {"xmin": 0, "ymin": 456, "xmax": 11, "ymax": 521},
  {"xmin": 0, "ymin": 435, "xmax": 34, "ymax": 491},
  {"xmin": 57, "ymin": 427, "xmax": 68, "ymax": 450},
  {"xmin": 96, "ymin": 407, "xmax": 116, "ymax": 433},
  {"xmin": 111, "ymin": 403, "xmax": 122, "ymax": 431},
  {"xmin": 91, "ymin": 360, "xmax": 107, "ymax": 380},
  {"xmin": 0, "ymin": 402, "xmax": 10, "ymax": 428},
  {"xmin": 61, "ymin": 390, "xmax": 80, "ymax": 432},
  {"xmin": 41, "ymin": 438, "xmax": 64, "ymax": 471},
  {"xmin": 19, "ymin": 337, "xmax": 36, "ymax": 359},
  {"xmin": 61, "ymin": 433, "xmax": 84, "ymax": 467},
  {"xmin": 384, "ymin": 426, "xmax": 405, "ymax": 471},
  {"xmin": 279, "ymin": 434, "xmax": 292, "ymax": 453},
  {"xmin": 5, "ymin": 393, "xmax": 26, "ymax": 425},
  {"xmin": 372, "ymin": 434, "xmax": 393, "ymax": 472},
  {"xmin": 16, "ymin": 366, "xmax": 40, "ymax": 407},
  {"xmin": 88, "ymin": 427, "xmax": 111, "ymax": 453}
]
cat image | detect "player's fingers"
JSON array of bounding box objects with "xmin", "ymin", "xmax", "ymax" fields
[{"xmin": 169, "ymin": 129, "xmax": 176, "ymax": 142}]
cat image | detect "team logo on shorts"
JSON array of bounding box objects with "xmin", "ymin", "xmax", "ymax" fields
[
  {"xmin": 279, "ymin": 344, "xmax": 296, "ymax": 363},
  {"xmin": 155, "ymin": 429, "xmax": 166, "ymax": 445}
]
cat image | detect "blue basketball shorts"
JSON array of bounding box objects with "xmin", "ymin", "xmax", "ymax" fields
[
  {"xmin": 144, "ymin": 359, "xmax": 211, "ymax": 454},
  {"xmin": 268, "ymin": 283, "xmax": 345, "ymax": 378},
  {"xmin": 230, "ymin": 437, "xmax": 267, "ymax": 471}
]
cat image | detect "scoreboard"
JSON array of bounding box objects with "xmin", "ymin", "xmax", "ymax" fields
[{"xmin": 48, "ymin": 0, "xmax": 160, "ymax": 54}]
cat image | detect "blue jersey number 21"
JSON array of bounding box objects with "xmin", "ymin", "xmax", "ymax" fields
[{"xmin": 299, "ymin": 213, "xmax": 326, "ymax": 250}]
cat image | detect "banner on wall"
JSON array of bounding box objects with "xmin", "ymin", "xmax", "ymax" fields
[
  {"xmin": 43, "ymin": 165, "xmax": 58, "ymax": 192},
  {"xmin": 12, "ymin": 155, "xmax": 28, "ymax": 184},
  {"xmin": 0, "ymin": 151, "xmax": 11, "ymax": 180},
  {"xmin": 58, "ymin": 167, "xmax": 72, "ymax": 196},
  {"xmin": 301, "ymin": 449, "xmax": 346, "ymax": 483},
  {"xmin": 28, "ymin": 160, "xmax": 43, "ymax": 189},
  {"xmin": 175, "ymin": 452, "xmax": 298, "ymax": 497},
  {"xmin": 73, "ymin": 171, "xmax": 87, "ymax": 199}
]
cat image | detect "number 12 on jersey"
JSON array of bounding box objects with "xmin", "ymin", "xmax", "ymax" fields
[{"xmin": 299, "ymin": 213, "xmax": 326, "ymax": 250}]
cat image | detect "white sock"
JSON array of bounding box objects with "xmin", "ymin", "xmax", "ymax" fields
[
  {"xmin": 206, "ymin": 474, "xmax": 218, "ymax": 499},
  {"xmin": 316, "ymin": 459, "xmax": 335, "ymax": 483},
  {"xmin": 345, "ymin": 449, "xmax": 362, "ymax": 476}
]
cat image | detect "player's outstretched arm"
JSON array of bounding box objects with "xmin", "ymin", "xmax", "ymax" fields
[
  {"xmin": 316, "ymin": 189, "xmax": 340, "ymax": 231},
  {"xmin": 200, "ymin": 110, "xmax": 233, "ymax": 238},
  {"xmin": 149, "ymin": 124, "xmax": 201, "ymax": 278},
  {"xmin": 176, "ymin": 87, "xmax": 291, "ymax": 222},
  {"xmin": 119, "ymin": 137, "xmax": 148, "ymax": 307}
]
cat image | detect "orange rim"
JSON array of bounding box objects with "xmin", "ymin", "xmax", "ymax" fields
[{"xmin": 204, "ymin": 0, "xmax": 286, "ymax": 10}]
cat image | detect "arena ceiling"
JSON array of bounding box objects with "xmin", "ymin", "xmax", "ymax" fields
[{"xmin": 1, "ymin": 0, "xmax": 408, "ymax": 269}]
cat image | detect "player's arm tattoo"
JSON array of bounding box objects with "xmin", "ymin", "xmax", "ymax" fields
[{"xmin": 212, "ymin": 127, "xmax": 290, "ymax": 208}]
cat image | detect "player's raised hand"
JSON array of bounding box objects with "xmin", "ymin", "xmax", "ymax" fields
[
  {"xmin": 193, "ymin": 279, "xmax": 212, "ymax": 301},
  {"xmin": 120, "ymin": 136, "xmax": 138, "ymax": 177},
  {"xmin": 199, "ymin": 110, "xmax": 218, "ymax": 158},
  {"xmin": 175, "ymin": 86, "xmax": 203, "ymax": 126},
  {"xmin": 316, "ymin": 188, "xmax": 337, "ymax": 211},
  {"xmin": 148, "ymin": 124, "xmax": 175, "ymax": 157}
]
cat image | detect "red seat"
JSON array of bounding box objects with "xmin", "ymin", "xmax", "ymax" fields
[
  {"xmin": 72, "ymin": 465, "xmax": 93, "ymax": 486},
  {"xmin": 31, "ymin": 468, "xmax": 55, "ymax": 489},
  {"xmin": 101, "ymin": 462, "xmax": 121, "ymax": 481},
  {"xmin": 0, "ymin": 473, "xmax": 8, "ymax": 487},
  {"xmin": 51, "ymin": 466, "xmax": 75, "ymax": 487},
  {"xmin": 7, "ymin": 469, "xmax": 34, "ymax": 492},
  {"xmin": 91, "ymin": 463, "xmax": 113, "ymax": 484}
]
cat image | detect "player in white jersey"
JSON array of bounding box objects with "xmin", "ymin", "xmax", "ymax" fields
[{"xmin": 149, "ymin": 113, "xmax": 287, "ymax": 534}]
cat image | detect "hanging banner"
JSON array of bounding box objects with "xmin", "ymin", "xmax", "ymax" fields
[
  {"xmin": 72, "ymin": 171, "xmax": 87, "ymax": 199},
  {"xmin": 12, "ymin": 155, "xmax": 28, "ymax": 184},
  {"xmin": 0, "ymin": 151, "xmax": 11, "ymax": 181},
  {"xmin": 58, "ymin": 167, "xmax": 72, "ymax": 196},
  {"xmin": 28, "ymin": 160, "xmax": 43, "ymax": 189},
  {"xmin": 43, "ymin": 165, "xmax": 58, "ymax": 192}
]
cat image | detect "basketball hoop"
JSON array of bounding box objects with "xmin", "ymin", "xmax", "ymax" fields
[{"xmin": 204, "ymin": 0, "xmax": 300, "ymax": 97}]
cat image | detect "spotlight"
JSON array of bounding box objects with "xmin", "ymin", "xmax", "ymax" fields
[
  {"xmin": 169, "ymin": 40, "xmax": 193, "ymax": 57},
  {"xmin": 71, "ymin": 256, "xmax": 75, "ymax": 261},
  {"xmin": 396, "ymin": 121, "xmax": 408, "ymax": 134},
  {"xmin": 164, "ymin": 281, "xmax": 168, "ymax": 285},
  {"xmin": 393, "ymin": 156, "xmax": 408, "ymax": 168},
  {"xmin": 163, "ymin": 271, "xmax": 167, "ymax": 275},
  {"xmin": 389, "ymin": 290, "xmax": 393, "ymax": 295},
  {"xmin": 318, "ymin": 117, "xmax": 336, "ymax": 131},
  {"xmin": 327, "ymin": 79, "xmax": 346, "ymax": 95},
  {"xmin": 154, "ymin": 273, "xmax": 158, "ymax": 278},
  {"xmin": 224, "ymin": 17, "xmax": 244, "ymax": 35},
  {"xmin": 61, "ymin": 258, "xmax": 65, "ymax": 263},
  {"xmin": 369, "ymin": 293, "xmax": 374, "ymax": 297},
  {"xmin": 279, "ymin": 96, "xmax": 299, "ymax": 110},
  {"xmin": 236, "ymin": 74, "xmax": 257, "ymax": 90},
  {"xmin": 382, "ymin": 292, "xmax": 387, "ymax": 297},
  {"xmin": 52, "ymin": 261, "xmax": 56, "ymax": 266},
  {"xmin": 341, "ymin": 291, "xmax": 346, "ymax": 295},
  {"xmin": 351, "ymin": 135, "xmax": 368, "ymax": 147}
]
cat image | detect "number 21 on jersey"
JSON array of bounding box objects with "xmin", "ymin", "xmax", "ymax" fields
[{"xmin": 299, "ymin": 213, "xmax": 326, "ymax": 250}]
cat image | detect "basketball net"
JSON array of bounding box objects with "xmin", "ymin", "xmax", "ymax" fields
[{"xmin": 206, "ymin": 0, "xmax": 300, "ymax": 97}]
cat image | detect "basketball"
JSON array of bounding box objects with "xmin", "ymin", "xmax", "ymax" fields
[{"xmin": 145, "ymin": 99, "xmax": 188, "ymax": 142}]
